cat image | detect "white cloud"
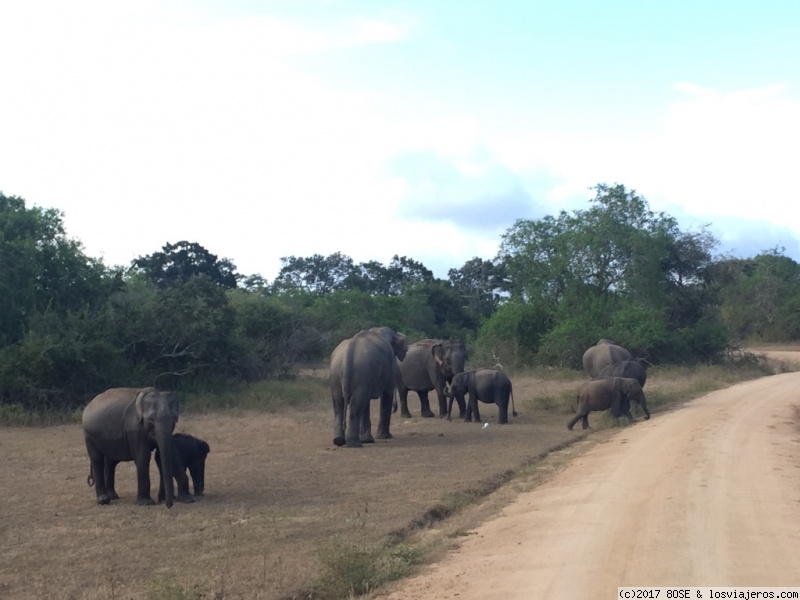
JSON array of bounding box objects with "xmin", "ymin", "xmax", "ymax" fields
[{"xmin": 0, "ymin": 1, "xmax": 417, "ymax": 276}]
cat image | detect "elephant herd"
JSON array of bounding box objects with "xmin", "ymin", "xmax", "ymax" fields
[
  {"xmin": 570, "ymin": 339, "xmax": 651, "ymax": 430},
  {"xmin": 329, "ymin": 327, "xmax": 519, "ymax": 448},
  {"xmin": 80, "ymin": 334, "xmax": 649, "ymax": 508}
]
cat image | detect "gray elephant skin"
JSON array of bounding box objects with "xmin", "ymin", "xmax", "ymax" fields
[
  {"xmin": 446, "ymin": 369, "xmax": 518, "ymax": 424},
  {"xmin": 597, "ymin": 359, "xmax": 648, "ymax": 388},
  {"xmin": 395, "ymin": 339, "xmax": 467, "ymax": 418},
  {"xmin": 330, "ymin": 326, "xmax": 408, "ymax": 448},
  {"xmin": 156, "ymin": 433, "xmax": 210, "ymax": 502},
  {"xmin": 568, "ymin": 376, "xmax": 650, "ymax": 430},
  {"xmin": 82, "ymin": 387, "xmax": 191, "ymax": 508},
  {"xmin": 582, "ymin": 339, "xmax": 632, "ymax": 378}
]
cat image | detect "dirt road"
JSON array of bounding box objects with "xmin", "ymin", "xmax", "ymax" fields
[{"xmin": 384, "ymin": 370, "xmax": 800, "ymax": 599}]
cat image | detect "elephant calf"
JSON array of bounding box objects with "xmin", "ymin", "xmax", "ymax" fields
[
  {"xmin": 447, "ymin": 369, "xmax": 517, "ymax": 424},
  {"xmin": 568, "ymin": 376, "xmax": 650, "ymax": 431},
  {"xmin": 156, "ymin": 433, "xmax": 210, "ymax": 502},
  {"xmin": 597, "ymin": 359, "xmax": 648, "ymax": 388}
]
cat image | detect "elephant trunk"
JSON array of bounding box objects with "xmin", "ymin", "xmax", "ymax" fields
[{"xmin": 155, "ymin": 427, "xmax": 176, "ymax": 508}]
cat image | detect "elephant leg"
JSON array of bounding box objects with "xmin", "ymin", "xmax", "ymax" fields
[
  {"xmin": 434, "ymin": 385, "xmax": 449, "ymax": 418},
  {"xmin": 581, "ymin": 415, "xmax": 590, "ymax": 430},
  {"xmin": 360, "ymin": 400, "xmax": 375, "ymax": 444},
  {"xmin": 188, "ymin": 462, "xmax": 204, "ymax": 497},
  {"xmin": 332, "ymin": 387, "xmax": 346, "ymax": 447},
  {"xmin": 85, "ymin": 439, "xmax": 111, "ymax": 504},
  {"xmin": 463, "ymin": 397, "xmax": 474, "ymax": 422},
  {"xmin": 417, "ymin": 391, "xmax": 436, "ymax": 418},
  {"xmin": 376, "ymin": 390, "xmax": 393, "ymax": 440},
  {"xmin": 456, "ymin": 395, "xmax": 467, "ymax": 420},
  {"xmin": 105, "ymin": 459, "xmax": 120, "ymax": 500},
  {"xmin": 172, "ymin": 454, "xmax": 194, "ymax": 503},
  {"xmin": 470, "ymin": 398, "xmax": 482, "ymax": 424},
  {"xmin": 567, "ymin": 413, "xmax": 582, "ymax": 430},
  {"xmin": 155, "ymin": 450, "xmax": 166, "ymax": 503},
  {"xmin": 346, "ymin": 398, "xmax": 364, "ymax": 448},
  {"xmin": 398, "ymin": 388, "xmax": 413, "ymax": 419},
  {"xmin": 464, "ymin": 395, "xmax": 481, "ymax": 423},
  {"xmin": 133, "ymin": 448, "xmax": 155, "ymax": 506},
  {"xmin": 622, "ymin": 405, "xmax": 635, "ymax": 423},
  {"xmin": 497, "ymin": 400, "xmax": 509, "ymax": 425}
]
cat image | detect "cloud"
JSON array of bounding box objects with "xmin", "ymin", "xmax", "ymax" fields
[{"xmin": 0, "ymin": 1, "xmax": 417, "ymax": 277}]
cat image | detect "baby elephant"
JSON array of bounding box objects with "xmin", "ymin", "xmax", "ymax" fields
[
  {"xmin": 156, "ymin": 433, "xmax": 210, "ymax": 502},
  {"xmin": 568, "ymin": 376, "xmax": 650, "ymax": 430},
  {"xmin": 447, "ymin": 369, "xmax": 517, "ymax": 424}
]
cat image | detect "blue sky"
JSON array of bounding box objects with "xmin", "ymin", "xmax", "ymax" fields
[{"xmin": 2, "ymin": 0, "xmax": 799, "ymax": 280}]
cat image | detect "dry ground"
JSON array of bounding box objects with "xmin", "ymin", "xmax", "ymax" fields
[
  {"xmin": 0, "ymin": 353, "xmax": 795, "ymax": 600},
  {"xmin": 0, "ymin": 374, "xmax": 580, "ymax": 600}
]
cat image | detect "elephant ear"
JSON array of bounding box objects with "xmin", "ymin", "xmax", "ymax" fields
[
  {"xmin": 167, "ymin": 391, "xmax": 180, "ymax": 423},
  {"xmin": 431, "ymin": 343, "xmax": 444, "ymax": 366},
  {"xmin": 134, "ymin": 388, "xmax": 152, "ymax": 424},
  {"xmin": 393, "ymin": 332, "xmax": 408, "ymax": 361}
]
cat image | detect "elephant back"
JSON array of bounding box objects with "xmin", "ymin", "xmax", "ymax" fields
[
  {"xmin": 331, "ymin": 328, "xmax": 401, "ymax": 400},
  {"xmin": 82, "ymin": 388, "xmax": 144, "ymax": 434},
  {"xmin": 582, "ymin": 340, "xmax": 632, "ymax": 378}
]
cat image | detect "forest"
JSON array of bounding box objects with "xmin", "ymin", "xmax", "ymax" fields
[{"xmin": 2, "ymin": 184, "xmax": 799, "ymax": 412}]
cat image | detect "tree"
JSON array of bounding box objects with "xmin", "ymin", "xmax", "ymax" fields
[
  {"xmin": 0, "ymin": 193, "xmax": 115, "ymax": 346},
  {"xmin": 131, "ymin": 241, "xmax": 238, "ymax": 289},
  {"xmin": 715, "ymin": 249, "xmax": 800, "ymax": 341},
  {"xmin": 448, "ymin": 257, "xmax": 508, "ymax": 321},
  {"xmin": 495, "ymin": 183, "xmax": 725, "ymax": 365},
  {"xmin": 271, "ymin": 252, "xmax": 359, "ymax": 294}
]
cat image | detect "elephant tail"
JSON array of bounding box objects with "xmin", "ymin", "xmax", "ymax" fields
[
  {"xmin": 87, "ymin": 466, "xmax": 94, "ymax": 487},
  {"xmin": 510, "ymin": 389, "xmax": 518, "ymax": 418},
  {"xmin": 342, "ymin": 340, "xmax": 355, "ymax": 406}
]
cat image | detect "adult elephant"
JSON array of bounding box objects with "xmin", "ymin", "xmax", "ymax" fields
[
  {"xmin": 582, "ymin": 339, "xmax": 632, "ymax": 378},
  {"xmin": 82, "ymin": 387, "xmax": 192, "ymax": 508},
  {"xmin": 568, "ymin": 376, "xmax": 650, "ymax": 430},
  {"xmin": 330, "ymin": 326, "xmax": 408, "ymax": 448},
  {"xmin": 395, "ymin": 339, "xmax": 466, "ymax": 419},
  {"xmin": 446, "ymin": 369, "xmax": 517, "ymax": 424},
  {"xmin": 597, "ymin": 359, "xmax": 648, "ymax": 388}
]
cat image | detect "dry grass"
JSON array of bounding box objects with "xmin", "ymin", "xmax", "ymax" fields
[{"xmin": 0, "ymin": 359, "xmax": 793, "ymax": 600}]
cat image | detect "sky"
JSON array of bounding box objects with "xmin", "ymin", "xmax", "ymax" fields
[{"xmin": 2, "ymin": 0, "xmax": 799, "ymax": 281}]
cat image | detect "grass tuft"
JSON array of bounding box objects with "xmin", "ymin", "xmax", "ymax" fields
[
  {"xmin": 0, "ymin": 403, "xmax": 82, "ymax": 426},
  {"xmin": 181, "ymin": 379, "xmax": 328, "ymax": 414},
  {"xmin": 147, "ymin": 575, "xmax": 208, "ymax": 600},
  {"xmin": 311, "ymin": 536, "xmax": 425, "ymax": 599}
]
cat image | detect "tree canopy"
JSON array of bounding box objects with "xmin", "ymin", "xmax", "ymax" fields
[{"xmin": 1, "ymin": 186, "xmax": 799, "ymax": 412}]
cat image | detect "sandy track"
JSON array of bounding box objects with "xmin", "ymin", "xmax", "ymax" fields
[{"xmin": 384, "ymin": 371, "xmax": 800, "ymax": 599}]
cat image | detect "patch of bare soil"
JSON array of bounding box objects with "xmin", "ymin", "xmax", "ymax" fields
[
  {"xmin": 0, "ymin": 374, "xmax": 579, "ymax": 600},
  {"xmin": 381, "ymin": 370, "xmax": 800, "ymax": 600}
]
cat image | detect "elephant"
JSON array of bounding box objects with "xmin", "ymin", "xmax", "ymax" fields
[
  {"xmin": 597, "ymin": 359, "xmax": 648, "ymax": 388},
  {"xmin": 567, "ymin": 376, "xmax": 650, "ymax": 430},
  {"xmin": 330, "ymin": 326, "xmax": 408, "ymax": 448},
  {"xmin": 156, "ymin": 433, "xmax": 210, "ymax": 502},
  {"xmin": 582, "ymin": 339, "xmax": 632, "ymax": 378},
  {"xmin": 446, "ymin": 369, "xmax": 517, "ymax": 424},
  {"xmin": 82, "ymin": 387, "xmax": 193, "ymax": 508},
  {"xmin": 394, "ymin": 339, "xmax": 467, "ymax": 418}
]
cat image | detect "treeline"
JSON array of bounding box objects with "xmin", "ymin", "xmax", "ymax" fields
[{"xmin": 2, "ymin": 185, "xmax": 799, "ymax": 411}]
